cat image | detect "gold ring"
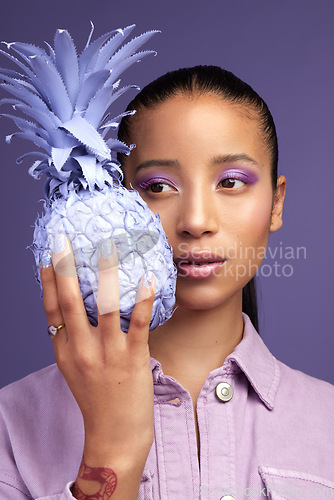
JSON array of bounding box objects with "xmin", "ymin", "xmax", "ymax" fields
[{"xmin": 48, "ymin": 324, "xmax": 65, "ymax": 338}]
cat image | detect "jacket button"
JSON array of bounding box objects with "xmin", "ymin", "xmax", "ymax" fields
[
  {"xmin": 220, "ymin": 496, "xmax": 237, "ymax": 500},
  {"xmin": 215, "ymin": 382, "xmax": 233, "ymax": 402}
]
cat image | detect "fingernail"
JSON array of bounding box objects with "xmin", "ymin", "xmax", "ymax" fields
[
  {"xmin": 142, "ymin": 271, "xmax": 154, "ymax": 288},
  {"xmin": 99, "ymin": 238, "xmax": 114, "ymax": 258},
  {"xmin": 54, "ymin": 234, "xmax": 66, "ymax": 254},
  {"xmin": 41, "ymin": 248, "xmax": 52, "ymax": 268}
]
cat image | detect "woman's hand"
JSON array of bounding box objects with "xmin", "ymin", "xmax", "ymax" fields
[{"xmin": 40, "ymin": 234, "xmax": 155, "ymax": 471}]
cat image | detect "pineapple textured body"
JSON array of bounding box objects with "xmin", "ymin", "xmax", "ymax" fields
[{"xmin": 33, "ymin": 185, "xmax": 176, "ymax": 331}]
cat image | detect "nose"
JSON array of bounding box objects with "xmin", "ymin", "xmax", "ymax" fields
[{"xmin": 176, "ymin": 184, "xmax": 219, "ymax": 238}]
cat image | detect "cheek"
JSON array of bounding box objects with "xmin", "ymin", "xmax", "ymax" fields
[
  {"xmin": 250, "ymin": 194, "xmax": 273, "ymax": 234},
  {"xmin": 221, "ymin": 191, "xmax": 273, "ymax": 286},
  {"xmin": 230, "ymin": 190, "xmax": 273, "ymax": 246}
]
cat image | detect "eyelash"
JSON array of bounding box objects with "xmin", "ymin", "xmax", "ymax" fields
[
  {"xmin": 137, "ymin": 178, "xmax": 175, "ymax": 193},
  {"xmin": 137, "ymin": 175, "xmax": 248, "ymax": 193},
  {"xmin": 218, "ymin": 177, "xmax": 247, "ymax": 189}
]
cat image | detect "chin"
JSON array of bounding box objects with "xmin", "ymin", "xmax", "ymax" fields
[{"xmin": 175, "ymin": 289, "xmax": 239, "ymax": 312}]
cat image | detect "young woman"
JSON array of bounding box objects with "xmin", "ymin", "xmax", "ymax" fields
[{"xmin": 0, "ymin": 66, "xmax": 333, "ymax": 500}]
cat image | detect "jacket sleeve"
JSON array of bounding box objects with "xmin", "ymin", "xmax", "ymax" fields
[
  {"xmin": 0, "ymin": 477, "xmax": 76, "ymax": 499},
  {"xmin": 0, "ymin": 365, "xmax": 85, "ymax": 500},
  {"xmin": 0, "ymin": 409, "xmax": 77, "ymax": 500}
]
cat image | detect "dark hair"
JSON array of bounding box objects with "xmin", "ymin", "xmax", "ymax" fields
[{"xmin": 117, "ymin": 65, "xmax": 279, "ymax": 333}]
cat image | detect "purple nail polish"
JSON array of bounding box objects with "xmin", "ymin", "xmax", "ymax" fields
[
  {"xmin": 41, "ymin": 248, "xmax": 52, "ymax": 268},
  {"xmin": 142, "ymin": 271, "xmax": 154, "ymax": 287},
  {"xmin": 99, "ymin": 238, "xmax": 114, "ymax": 258}
]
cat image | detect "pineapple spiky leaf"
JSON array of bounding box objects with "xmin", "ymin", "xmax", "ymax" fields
[
  {"xmin": 0, "ymin": 23, "xmax": 158, "ymax": 197},
  {"xmin": 54, "ymin": 29, "xmax": 79, "ymax": 105},
  {"xmin": 94, "ymin": 25, "xmax": 136, "ymax": 71},
  {"xmin": 1, "ymin": 25, "xmax": 177, "ymax": 332}
]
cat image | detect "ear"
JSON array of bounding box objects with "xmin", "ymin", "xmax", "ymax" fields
[{"xmin": 270, "ymin": 175, "xmax": 287, "ymax": 232}]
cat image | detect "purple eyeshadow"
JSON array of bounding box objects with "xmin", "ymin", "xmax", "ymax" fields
[
  {"xmin": 136, "ymin": 166, "xmax": 259, "ymax": 191},
  {"xmin": 219, "ymin": 168, "xmax": 259, "ymax": 185}
]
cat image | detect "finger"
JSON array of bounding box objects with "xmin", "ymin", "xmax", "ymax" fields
[
  {"xmin": 52, "ymin": 233, "xmax": 91, "ymax": 343},
  {"xmin": 127, "ymin": 271, "xmax": 156, "ymax": 348},
  {"xmin": 96, "ymin": 239, "xmax": 121, "ymax": 334},
  {"xmin": 40, "ymin": 249, "xmax": 68, "ymax": 354}
]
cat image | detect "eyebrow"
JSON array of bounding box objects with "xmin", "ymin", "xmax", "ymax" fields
[
  {"xmin": 135, "ymin": 153, "xmax": 260, "ymax": 173},
  {"xmin": 212, "ymin": 153, "xmax": 260, "ymax": 167}
]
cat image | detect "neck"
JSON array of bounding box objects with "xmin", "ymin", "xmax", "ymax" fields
[{"xmin": 148, "ymin": 292, "xmax": 244, "ymax": 383}]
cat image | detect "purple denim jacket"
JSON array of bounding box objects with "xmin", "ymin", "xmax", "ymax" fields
[{"xmin": 1, "ymin": 313, "xmax": 334, "ymax": 499}]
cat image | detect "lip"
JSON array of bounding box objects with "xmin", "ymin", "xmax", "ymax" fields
[
  {"xmin": 176, "ymin": 261, "xmax": 225, "ymax": 279},
  {"xmin": 174, "ymin": 252, "xmax": 225, "ymax": 264},
  {"xmin": 174, "ymin": 252, "xmax": 226, "ymax": 280}
]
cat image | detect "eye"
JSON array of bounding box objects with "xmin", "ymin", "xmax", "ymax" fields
[
  {"xmin": 219, "ymin": 177, "xmax": 246, "ymax": 189},
  {"xmin": 137, "ymin": 178, "xmax": 175, "ymax": 194}
]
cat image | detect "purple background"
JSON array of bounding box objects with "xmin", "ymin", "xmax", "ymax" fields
[{"xmin": 0, "ymin": 0, "xmax": 333, "ymax": 388}]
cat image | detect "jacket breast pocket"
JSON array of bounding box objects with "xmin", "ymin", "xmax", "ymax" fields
[
  {"xmin": 137, "ymin": 470, "xmax": 154, "ymax": 500},
  {"xmin": 258, "ymin": 465, "xmax": 334, "ymax": 499}
]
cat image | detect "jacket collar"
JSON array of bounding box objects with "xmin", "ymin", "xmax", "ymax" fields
[
  {"xmin": 225, "ymin": 313, "xmax": 280, "ymax": 410},
  {"xmin": 150, "ymin": 313, "xmax": 280, "ymax": 410}
]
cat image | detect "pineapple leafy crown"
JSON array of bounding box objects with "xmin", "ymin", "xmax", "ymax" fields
[{"xmin": 0, "ymin": 23, "xmax": 159, "ymax": 198}]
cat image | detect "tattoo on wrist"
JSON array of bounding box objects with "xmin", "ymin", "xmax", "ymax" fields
[{"xmin": 72, "ymin": 460, "xmax": 117, "ymax": 499}]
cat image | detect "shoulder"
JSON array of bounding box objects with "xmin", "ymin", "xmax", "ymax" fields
[
  {"xmin": 277, "ymin": 358, "xmax": 334, "ymax": 397},
  {"xmin": 0, "ymin": 364, "xmax": 65, "ymax": 408},
  {"xmin": 0, "ymin": 363, "xmax": 62, "ymax": 393},
  {"xmin": 0, "ymin": 364, "xmax": 83, "ymax": 469},
  {"xmin": 0, "ymin": 368, "xmax": 84, "ymax": 497},
  {"xmin": 0, "ymin": 364, "xmax": 79, "ymax": 427},
  {"xmin": 275, "ymin": 358, "xmax": 334, "ymax": 422},
  {"xmin": 256, "ymin": 359, "xmax": 334, "ymax": 485}
]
